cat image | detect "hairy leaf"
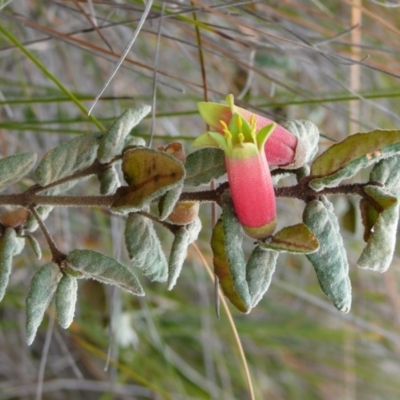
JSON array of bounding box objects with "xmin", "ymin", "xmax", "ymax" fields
[
  {"xmin": 358, "ymin": 185, "xmax": 399, "ymax": 272},
  {"xmin": 26, "ymin": 262, "xmax": 62, "ymax": 345},
  {"xmin": 0, "ymin": 228, "xmax": 18, "ymax": 302},
  {"xmin": 97, "ymin": 105, "xmax": 151, "ymax": 163},
  {"xmin": 0, "ymin": 153, "xmax": 37, "ymax": 193},
  {"xmin": 246, "ymin": 246, "xmax": 279, "ymax": 308},
  {"xmin": 112, "ymin": 148, "xmax": 185, "ymax": 213},
  {"xmin": 259, "ymin": 223, "xmax": 319, "ymax": 254},
  {"xmin": 185, "ymin": 148, "xmax": 226, "ymax": 186},
  {"xmin": 99, "ymin": 165, "xmax": 120, "ymax": 195},
  {"xmin": 35, "ymin": 133, "xmax": 98, "ymax": 186},
  {"xmin": 309, "ymin": 130, "xmax": 400, "ymax": 191},
  {"xmin": 168, "ymin": 217, "xmax": 202, "ymax": 290},
  {"xmin": 66, "ymin": 249, "xmax": 144, "ymax": 295},
  {"xmin": 303, "ymin": 198, "xmax": 352, "ymax": 313},
  {"xmin": 370, "ymin": 155, "xmax": 400, "ymax": 196},
  {"xmin": 284, "ymin": 120, "xmax": 320, "ymax": 164},
  {"xmin": 55, "ymin": 274, "xmax": 78, "ymax": 329},
  {"xmin": 26, "ymin": 234, "xmax": 42, "ymax": 259},
  {"xmin": 125, "ymin": 213, "xmax": 168, "ymax": 282},
  {"xmin": 159, "ymin": 182, "xmax": 184, "ymax": 221}
]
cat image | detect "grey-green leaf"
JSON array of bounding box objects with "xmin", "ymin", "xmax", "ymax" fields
[
  {"xmin": 370, "ymin": 155, "xmax": 400, "ymax": 196},
  {"xmin": 167, "ymin": 217, "xmax": 202, "ymax": 290},
  {"xmin": 97, "ymin": 105, "xmax": 151, "ymax": 163},
  {"xmin": 159, "ymin": 182, "xmax": 184, "ymax": 221},
  {"xmin": 358, "ymin": 185, "xmax": 399, "ymax": 272},
  {"xmin": 284, "ymin": 120, "xmax": 320, "ymax": 165},
  {"xmin": 66, "ymin": 249, "xmax": 144, "ymax": 296},
  {"xmin": 221, "ymin": 192, "xmax": 251, "ymax": 311},
  {"xmin": 0, "ymin": 228, "xmax": 17, "ymax": 302},
  {"xmin": 26, "ymin": 234, "xmax": 42, "ymax": 259},
  {"xmin": 55, "ymin": 274, "xmax": 78, "ymax": 329},
  {"xmin": 124, "ymin": 213, "xmax": 168, "ymax": 282},
  {"xmin": 26, "ymin": 262, "xmax": 62, "ymax": 345},
  {"xmin": 35, "ymin": 133, "xmax": 99, "ymax": 186},
  {"xmin": 185, "ymin": 148, "xmax": 226, "ymax": 186},
  {"xmin": 303, "ymin": 198, "xmax": 352, "ymax": 313},
  {"xmin": 99, "ymin": 165, "xmax": 120, "ymax": 195},
  {"xmin": 246, "ymin": 246, "xmax": 279, "ymax": 308},
  {"xmin": 0, "ymin": 153, "xmax": 37, "ymax": 193}
]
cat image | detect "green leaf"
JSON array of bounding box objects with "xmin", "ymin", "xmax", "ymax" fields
[
  {"xmin": 55, "ymin": 274, "xmax": 78, "ymax": 329},
  {"xmin": 99, "ymin": 165, "xmax": 120, "ymax": 195},
  {"xmin": 112, "ymin": 148, "xmax": 185, "ymax": 213},
  {"xmin": 358, "ymin": 185, "xmax": 399, "ymax": 272},
  {"xmin": 66, "ymin": 249, "xmax": 144, "ymax": 296},
  {"xmin": 124, "ymin": 213, "xmax": 168, "ymax": 282},
  {"xmin": 35, "ymin": 133, "xmax": 98, "ymax": 186},
  {"xmin": 309, "ymin": 129, "xmax": 400, "ymax": 191},
  {"xmin": 167, "ymin": 217, "xmax": 202, "ymax": 290},
  {"xmin": 0, "ymin": 153, "xmax": 37, "ymax": 192},
  {"xmin": 370, "ymin": 155, "xmax": 400, "ymax": 196},
  {"xmin": 158, "ymin": 182, "xmax": 184, "ymax": 221},
  {"xmin": 97, "ymin": 105, "xmax": 151, "ymax": 163},
  {"xmin": 26, "ymin": 262, "xmax": 62, "ymax": 345},
  {"xmin": 124, "ymin": 135, "xmax": 146, "ymax": 149},
  {"xmin": 303, "ymin": 198, "xmax": 352, "ymax": 313},
  {"xmin": 259, "ymin": 223, "xmax": 319, "ymax": 254},
  {"xmin": 0, "ymin": 228, "xmax": 18, "ymax": 302},
  {"xmin": 185, "ymin": 148, "xmax": 226, "ymax": 186},
  {"xmin": 284, "ymin": 120, "xmax": 320, "ymax": 164},
  {"xmin": 246, "ymin": 246, "xmax": 279, "ymax": 308},
  {"xmin": 211, "ymin": 193, "xmax": 251, "ymax": 313},
  {"xmin": 26, "ymin": 234, "xmax": 42, "ymax": 259}
]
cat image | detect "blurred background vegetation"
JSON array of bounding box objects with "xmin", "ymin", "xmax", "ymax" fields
[{"xmin": 1, "ymin": 1, "xmax": 400, "ymax": 399}]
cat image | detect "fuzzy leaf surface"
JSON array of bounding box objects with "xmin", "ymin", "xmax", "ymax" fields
[
  {"xmin": 125, "ymin": 213, "xmax": 168, "ymax": 282},
  {"xmin": 66, "ymin": 250, "xmax": 144, "ymax": 295},
  {"xmin": 167, "ymin": 217, "xmax": 202, "ymax": 290},
  {"xmin": 26, "ymin": 262, "xmax": 62, "ymax": 345},
  {"xmin": 35, "ymin": 133, "xmax": 98, "ymax": 186},
  {"xmin": 159, "ymin": 182, "xmax": 184, "ymax": 221},
  {"xmin": 246, "ymin": 246, "xmax": 279, "ymax": 308},
  {"xmin": 309, "ymin": 130, "xmax": 400, "ymax": 191},
  {"xmin": 0, "ymin": 228, "xmax": 18, "ymax": 302},
  {"xmin": 185, "ymin": 148, "xmax": 226, "ymax": 186},
  {"xmin": 97, "ymin": 105, "xmax": 151, "ymax": 163},
  {"xmin": 56, "ymin": 274, "xmax": 78, "ymax": 329},
  {"xmin": 303, "ymin": 198, "xmax": 352, "ymax": 313},
  {"xmin": 26, "ymin": 234, "xmax": 42, "ymax": 259},
  {"xmin": 358, "ymin": 185, "xmax": 399, "ymax": 272},
  {"xmin": 112, "ymin": 148, "xmax": 185, "ymax": 213},
  {"xmin": 259, "ymin": 223, "xmax": 319, "ymax": 254},
  {"xmin": 370, "ymin": 155, "xmax": 400, "ymax": 196},
  {"xmin": 99, "ymin": 165, "xmax": 120, "ymax": 195},
  {"xmin": 0, "ymin": 153, "xmax": 37, "ymax": 192}
]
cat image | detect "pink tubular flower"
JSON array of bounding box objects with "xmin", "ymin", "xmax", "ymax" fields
[
  {"xmin": 197, "ymin": 94, "xmax": 305, "ymax": 169},
  {"xmin": 193, "ymin": 111, "xmax": 277, "ymax": 239}
]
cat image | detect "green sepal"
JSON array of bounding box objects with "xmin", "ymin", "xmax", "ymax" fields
[
  {"xmin": 256, "ymin": 123, "xmax": 275, "ymax": 151},
  {"xmin": 192, "ymin": 131, "xmax": 221, "ymax": 149},
  {"xmin": 228, "ymin": 113, "xmax": 253, "ymax": 143},
  {"xmin": 124, "ymin": 213, "xmax": 168, "ymax": 282},
  {"xmin": 259, "ymin": 223, "xmax": 319, "ymax": 254},
  {"xmin": 0, "ymin": 228, "xmax": 18, "ymax": 302},
  {"xmin": 246, "ymin": 246, "xmax": 279, "ymax": 308},
  {"xmin": 358, "ymin": 185, "xmax": 399, "ymax": 272},
  {"xmin": 66, "ymin": 249, "xmax": 144, "ymax": 296},
  {"xmin": 97, "ymin": 105, "xmax": 151, "ymax": 163},
  {"xmin": 55, "ymin": 274, "xmax": 78, "ymax": 329},
  {"xmin": 167, "ymin": 217, "xmax": 201, "ymax": 290},
  {"xmin": 206, "ymin": 131, "xmax": 230, "ymax": 153},
  {"xmin": 303, "ymin": 198, "xmax": 352, "ymax": 313},
  {"xmin": 0, "ymin": 153, "xmax": 37, "ymax": 193},
  {"xmin": 35, "ymin": 133, "xmax": 98, "ymax": 186},
  {"xmin": 197, "ymin": 101, "xmax": 231, "ymax": 128},
  {"xmin": 185, "ymin": 148, "xmax": 226, "ymax": 186},
  {"xmin": 26, "ymin": 262, "xmax": 62, "ymax": 345},
  {"xmin": 309, "ymin": 129, "xmax": 400, "ymax": 191}
]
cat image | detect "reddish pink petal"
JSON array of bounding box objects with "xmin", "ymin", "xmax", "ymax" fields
[{"xmin": 226, "ymin": 148, "xmax": 276, "ymax": 238}]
